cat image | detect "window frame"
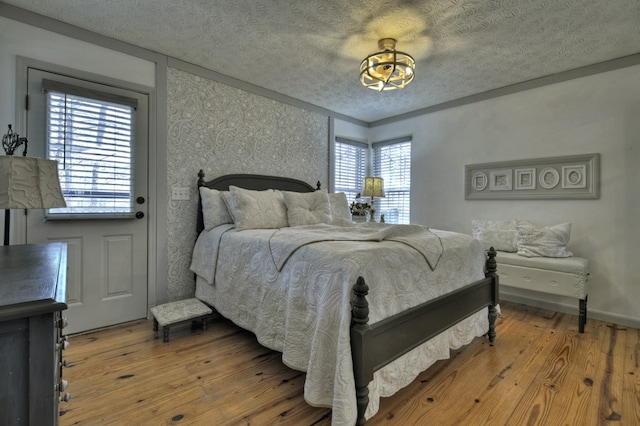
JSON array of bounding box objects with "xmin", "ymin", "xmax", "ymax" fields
[
  {"xmin": 333, "ymin": 135, "xmax": 411, "ymax": 224},
  {"xmin": 372, "ymin": 136, "xmax": 412, "ymax": 224},
  {"xmin": 334, "ymin": 137, "xmax": 368, "ymax": 207},
  {"xmin": 43, "ymin": 79, "xmax": 138, "ymax": 220}
]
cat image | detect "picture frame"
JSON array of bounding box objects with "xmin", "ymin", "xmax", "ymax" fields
[
  {"xmin": 562, "ymin": 165, "xmax": 587, "ymax": 189},
  {"xmin": 471, "ymin": 172, "xmax": 488, "ymax": 191},
  {"xmin": 515, "ymin": 168, "xmax": 536, "ymax": 190},
  {"xmin": 464, "ymin": 153, "xmax": 600, "ymax": 200},
  {"xmin": 539, "ymin": 167, "xmax": 560, "ymax": 189},
  {"xmin": 489, "ymin": 169, "xmax": 512, "ymax": 191}
]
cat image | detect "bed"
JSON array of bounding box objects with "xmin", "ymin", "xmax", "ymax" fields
[{"xmin": 191, "ymin": 170, "xmax": 499, "ymax": 425}]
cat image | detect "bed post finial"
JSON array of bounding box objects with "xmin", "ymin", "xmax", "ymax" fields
[
  {"xmin": 316, "ymin": 181, "xmax": 321, "ymax": 190},
  {"xmin": 198, "ymin": 169, "xmax": 205, "ymax": 187},
  {"xmin": 485, "ymin": 246, "xmax": 497, "ymax": 278},
  {"xmin": 351, "ymin": 276, "xmax": 369, "ymax": 326}
]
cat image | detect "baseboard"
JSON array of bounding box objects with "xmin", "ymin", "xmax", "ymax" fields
[{"xmin": 500, "ymin": 291, "xmax": 640, "ymax": 330}]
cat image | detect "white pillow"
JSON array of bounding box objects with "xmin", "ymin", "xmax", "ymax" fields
[
  {"xmin": 221, "ymin": 191, "xmax": 235, "ymax": 222},
  {"xmin": 228, "ymin": 186, "xmax": 289, "ymax": 230},
  {"xmin": 328, "ymin": 192, "xmax": 352, "ymax": 222},
  {"xmin": 516, "ymin": 220, "xmax": 573, "ymax": 258},
  {"xmin": 199, "ymin": 187, "xmax": 233, "ymax": 230},
  {"xmin": 283, "ymin": 190, "xmax": 331, "ymax": 227},
  {"xmin": 471, "ymin": 219, "xmax": 518, "ymax": 252}
]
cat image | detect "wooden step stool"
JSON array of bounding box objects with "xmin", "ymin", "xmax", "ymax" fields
[{"xmin": 150, "ymin": 298, "xmax": 213, "ymax": 342}]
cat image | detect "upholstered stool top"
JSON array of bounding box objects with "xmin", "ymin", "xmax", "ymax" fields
[{"xmin": 150, "ymin": 298, "xmax": 212, "ymax": 327}]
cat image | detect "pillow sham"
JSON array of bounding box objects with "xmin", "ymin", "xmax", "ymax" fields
[
  {"xmin": 228, "ymin": 185, "xmax": 289, "ymax": 230},
  {"xmin": 328, "ymin": 192, "xmax": 352, "ymax": 222},
  {"xmin": 516, "ymin": 220, "xmax": 573, "ymax": 258},
  {"xmin": 283, "ymin": 189, "xmax": 331, "ymax": 227},
  {"xmin": 199, "ymin": 187, "xmax": 233, "ymax": 230},
  {"xmin": 471, "ymin": 219, "xmax": 518, "ymax": 252},
  {"xmin": 221, "ymin": 191, "xmax": 235, "ymax": 222}
]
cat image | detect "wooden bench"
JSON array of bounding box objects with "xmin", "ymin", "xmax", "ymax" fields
[
  {"xmin": 150, "ymin": 298, "xmax": 212, "ymax": 342},
  {"xmin": 495, "ymin": 252, "xmax": 589, "ymax": 332}
]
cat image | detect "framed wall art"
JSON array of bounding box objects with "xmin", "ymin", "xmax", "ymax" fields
[
  {"xmin": 489, "ymin": 169, "xmax": 512, "ymax": 191},
  {"xmin": 465, "ymin": 153, "xmax": 600, "ymax": 200},
  {"xmin": 515, "ymin": 168, "xmax": 536, "ymax": 190}
]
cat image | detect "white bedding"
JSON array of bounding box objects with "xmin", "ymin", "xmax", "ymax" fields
[{"xmin": 191, "ymin": 223, "xmax": 489, "ymax": 425}]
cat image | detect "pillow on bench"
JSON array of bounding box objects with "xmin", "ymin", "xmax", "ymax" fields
[
  {"xmin": 472, "ymin": 219, "xmax": 573, "ymax": 258},
  {"xmin": 472, "ymin": 219, "xmax": 517, "ymax": 252},
  {"xmin": 516, "ymin": 220, "xmax": 572, "ymax": 258}
]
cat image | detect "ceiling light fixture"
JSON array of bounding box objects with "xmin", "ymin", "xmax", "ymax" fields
[{"xmin": 360, "ymin": 38, "xmax": 415, "ymax": 92}]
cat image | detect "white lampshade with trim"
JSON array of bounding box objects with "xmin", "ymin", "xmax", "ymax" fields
[
  {"xmin": 360, "ymin": 176, "xmax": 385, "ymax": 222},
  {"xmin": 0, "ymin": 156, "xmax": 67, "ymax": 209},
  {"xmin": 1, "ymin": 156, "xmax": 66, "ymax": 245},
  {"xmin": 361, "ymin": 177, "xmax": 385, "ymax": 199}
]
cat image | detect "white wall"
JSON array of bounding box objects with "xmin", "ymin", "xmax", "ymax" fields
[
  {"xmin": 334, "ymin": 118, "xmax": 369, "ymax": 142},
  {"xmin": 368, "ymin": 64, "xmax": 640, "ymax": 328}
]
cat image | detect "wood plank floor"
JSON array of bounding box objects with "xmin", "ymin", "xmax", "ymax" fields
[{"xmin": 60, "ymin": 301, "xmax": 640, "ymax": 425}]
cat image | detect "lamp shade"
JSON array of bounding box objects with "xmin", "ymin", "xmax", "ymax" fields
[
  {"xmin": 0, "ymin": 156, "xmax": 66, "ymax": 209},
  {"xmin": 361, "ymin": 177, "xmax": 385, "ymax": 198}
]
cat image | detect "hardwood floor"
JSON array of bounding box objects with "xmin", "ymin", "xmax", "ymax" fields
[{"xmin": 60, "ymin": 301, "xmax": 639, "ymax": 425}]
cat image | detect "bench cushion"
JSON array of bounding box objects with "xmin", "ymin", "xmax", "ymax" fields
[
  {"xmin": 150, "ymin": 298, "xmax": 212, "ymax": 327},
  {"xmin": 497, "ymin": 251, "xmax": 588, "ymax": 274},
  {"xmin": 496, "ymin": 252, "xmax": 589, "ymax": 299}
]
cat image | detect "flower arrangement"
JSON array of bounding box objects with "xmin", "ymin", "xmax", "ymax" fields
[{"xmin": 350, "ymin": 193, "xmax": 371, "ymax": 216}]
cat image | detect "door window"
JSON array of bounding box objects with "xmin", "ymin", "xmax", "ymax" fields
[{"xmin": 43, "ymin": 79, "xmax": 137, "ymax": 219}]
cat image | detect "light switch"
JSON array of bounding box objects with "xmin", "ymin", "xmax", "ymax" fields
[{"xmin": 171, "ymin": 187, "xmax": 190, "ymax": 201}]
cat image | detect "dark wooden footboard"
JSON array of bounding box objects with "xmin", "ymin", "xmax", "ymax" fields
[{"xmin": 350, "ymin": 247, "xmax": 499, "ymax": 425}]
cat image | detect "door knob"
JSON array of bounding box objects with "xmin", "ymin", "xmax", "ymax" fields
[
  {"xmin": 135, "ymin": 211, "xmax": 144, "ymax": 219},
  {"xmin": 136, "ymin": 196, "xmax": 145, "ymax": 204}
]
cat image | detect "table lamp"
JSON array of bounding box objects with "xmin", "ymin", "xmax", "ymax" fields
[
  {"xmin": 360, "ymin": 176, "xmax": 385, "ymax": 221},
  {"xmin": 1, "ymin": 125, "xmax": 66, "ymax": 245}
]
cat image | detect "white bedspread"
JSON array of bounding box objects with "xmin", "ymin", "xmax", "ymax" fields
[{"xmin": 191, "ymin": 223, "xmax": 488, "ymax": 425}]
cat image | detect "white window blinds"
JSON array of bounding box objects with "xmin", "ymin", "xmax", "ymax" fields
[
  {"xmin": 334, "ymin": 137, "xmax": 368, "ymax": 205},
  {"xmin": 43, "ymin": 79, "xmax": 137, "ymax": 218},
  {"xmin": 373, "ymin": 137, "xmax": 411, "ymax": 224}
]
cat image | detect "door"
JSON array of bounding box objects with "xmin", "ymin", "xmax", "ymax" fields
[{"xmin": 25, "ymin": 69, "xmax": 149, "ymax": 334}]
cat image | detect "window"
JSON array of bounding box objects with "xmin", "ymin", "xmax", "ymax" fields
[
  {"xmin": 333, "ymin": 135, "xmax": 411, "ymax": 224},
  {"xmin": 373, "ymin": 137, "xmax": 411, "ymax": 224},
  {"xmin": 334, "ymin": 137, "xmax": 367, "ymax": 205},
  {"xmin": 43, "ymin": 79, "xmax": 137, "ymax": 218}
]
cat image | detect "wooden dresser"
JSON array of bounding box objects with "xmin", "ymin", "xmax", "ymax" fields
[{"xmin": 0, "ymin": 242, "xmax": 69, "ymax": 426}]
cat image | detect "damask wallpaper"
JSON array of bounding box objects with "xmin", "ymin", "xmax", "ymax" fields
[{"xmin": 166, "ymin": 67, "xmax": 329, "ymax": 301}]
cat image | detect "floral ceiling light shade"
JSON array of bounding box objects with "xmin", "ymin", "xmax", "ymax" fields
[{"xmin": 360, "ymin": 38, "xmax": 415, "ymax": 92}]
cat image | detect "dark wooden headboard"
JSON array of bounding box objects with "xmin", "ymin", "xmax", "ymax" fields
[{"xmin": 196, "ymin": 170, "xmax": 320, "ymax": 234}]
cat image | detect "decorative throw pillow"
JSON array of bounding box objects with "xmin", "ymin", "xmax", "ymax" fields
[
  {"xmin": 199, "ymin": 187, "xmax": 233, "ymax": 230},
  {"xmin": 471, "ymin": 219, "xmax": 518, "ymax": 252},
  {"xmin": 283, "ymin": 189, "xmax": 331, "ymax": 227},
  {"xmin": 228, "ymin": 186, "xmax": 289, "ymax": 230},
  {"xmin": 220, "ymin": 191, "xmax": 235, "ymax": 222},
  {"xmin": 516, "ymin": 220, "xmax": 573, "ymax": 258},
  {"xmin": 328, "ymin": 192, "xmax": 352, "ymax": 222}
]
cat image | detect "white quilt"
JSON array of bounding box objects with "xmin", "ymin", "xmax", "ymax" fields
[{"xmin": 191, "ymin": 223, "xmax": 489, "ymax": 425}]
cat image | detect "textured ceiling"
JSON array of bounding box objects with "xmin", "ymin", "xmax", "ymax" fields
[{"xmin": 5, "ymin": 0, "xmax": 640, "ymax": 122}]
